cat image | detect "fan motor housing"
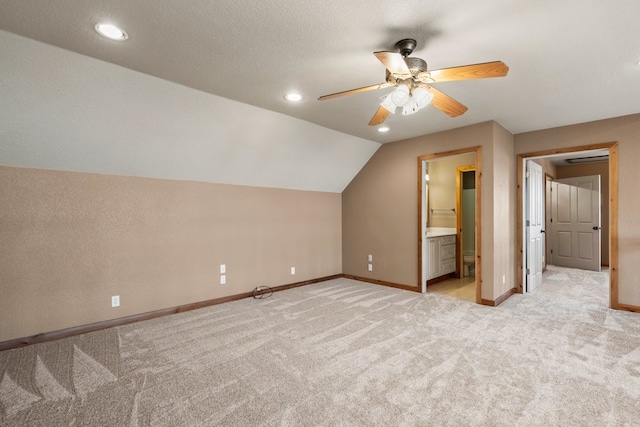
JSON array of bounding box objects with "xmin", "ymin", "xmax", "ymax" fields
[{"xmin": 405, "ymin": 57, "xmax": 428, "ymax": 75}]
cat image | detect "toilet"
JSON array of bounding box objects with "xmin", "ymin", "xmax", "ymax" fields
[{"xmin": 463, "ymin": 252, "xmax": 475, "ymax": 277}]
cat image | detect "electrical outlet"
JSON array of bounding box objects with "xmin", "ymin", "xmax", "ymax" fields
[
  {"xmin": 290, "ymin": 267, "xmax": 296, "ymax": 275},
  {"xmin": 368, "ymin": 254, "xmax": 373, "ymax": 262},
  {"xmin": 220, "ymin": 275, "xmax": 226, "ymax": 285},
  {"xmin": 111, "ymin": 295, "xmax": 120, "ymax": 307},
  {"xmin": 502, "ymin": 274, "xmax": 506, "ymax": 284},
  {"xmin": 220, "ymin": 264, "xmax": 226, "ymax": 274},
  {"xmin": 368, "ymin": 264, "xmax": 373, "ymax": 272}
]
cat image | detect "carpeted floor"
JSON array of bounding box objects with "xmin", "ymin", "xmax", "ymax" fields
[{"xmin": 1, "ymin": 265, "xmax": 639, "ymax": 426}]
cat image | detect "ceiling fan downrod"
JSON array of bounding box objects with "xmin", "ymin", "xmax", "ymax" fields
[{"xmin": 395, "ymin": 38, "xmax": 417, "ymax": 57}]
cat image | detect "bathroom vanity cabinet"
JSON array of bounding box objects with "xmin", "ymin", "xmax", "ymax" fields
[{"xmin": 426, "ymin": 233, "xmax": 456, "ymax": 281}]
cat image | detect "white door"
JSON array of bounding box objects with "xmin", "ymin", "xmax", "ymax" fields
[
  {"xmin": 525, "ymin": 161, "xmax": 544, "ymax": 292},
  {"xmin": 550, "ymin": 176, "xmax": 601, "ymax": 271}
]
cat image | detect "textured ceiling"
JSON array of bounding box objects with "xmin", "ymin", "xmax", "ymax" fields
[{"xmin": 1, "ymin": 0, "xmax": 639, "ymax": 144}]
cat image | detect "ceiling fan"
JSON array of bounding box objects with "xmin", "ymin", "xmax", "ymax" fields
[{"xmin": 318, "ymin": 39, "xmax": 509, "ymax": 126}]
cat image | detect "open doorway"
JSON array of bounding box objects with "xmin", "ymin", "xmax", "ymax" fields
[
  {"xmin": 517, "ymin": 142, "xmax": 619, "ymax": 308},
  {"xmin": 418, "ymin": 146, "xmax": 482, "ymax": 303},
  {"xmin": 457, "ymin": 166, "xmax": 476, "ymax": 280}
]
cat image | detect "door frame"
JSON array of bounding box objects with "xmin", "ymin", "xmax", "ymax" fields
[
  {"xmin": 516, "ymin": 142, "xmax": 618, "ymax": 308},
  {"xmin": 418, "ymin": 146, "xmax": 482, "ymax": 303}
]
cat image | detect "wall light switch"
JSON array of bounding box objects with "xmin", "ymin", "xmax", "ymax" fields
[
  {"xmin": 220, "ymin": 275, "xmax": 226, "ymax": 285},
  {"xmin": 111, "ymin": 295, "xmax": 120, "ymax": 307},
  {"xmin": 220, "ymin": 264, "xmax": 226, "ymax": 274},
  {"xmin": 368, "ymin": 254, "xmax": 373, "ymax": 262},
  {"xmin": 290, "ymin": 267, "xmax": 296, "ymax": 275},
  {"xmin": 368, "ymin": 264, "xmax": 373, "ymax": 272}
]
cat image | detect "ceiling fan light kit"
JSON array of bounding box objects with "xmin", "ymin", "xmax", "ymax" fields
[
  {"xmin": 412, "ymin": 86, "xmax": 433, "ymax": 108},
  {"xmin": 318, "ymin": 38, "xmax": 509, "ymax": 126},
  {"xmin": 382, "ymin": 84, "xmax": 434, "ymax": 116},
  {"xmin": 390, "ymin": 84, "xmax": 410, "ymax": 107},
  {"xmin": 380, "ymin": 94, "xmax": 397, "ymax": 114}
]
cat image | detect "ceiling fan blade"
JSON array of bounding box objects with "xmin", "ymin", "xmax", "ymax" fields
[
  {"xmin": 422, "ymin": 84, "xmax": 468, "ymax": 117},
  {"xmin": 368, "ymin": 106, "xmax": 390, "ymax": 126},
  {"xmin": 318, "ymin": 82, "xmax": 392, "ymax": 101},
  {"xmin": 373, "ymin": 51, "xmax": 411, "ymax": 76},
  {"xmin": 429, "ymin": 61, "xmax": 509, "ymax": 83}
]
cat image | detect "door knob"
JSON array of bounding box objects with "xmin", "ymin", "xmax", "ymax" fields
[
  {"xmin": 541, "ymin": 230, "xmax": 545, "ymax": 233},
  {"xmin": 592, "ymin": 226, "xmax": 601, "ymax": 230}
]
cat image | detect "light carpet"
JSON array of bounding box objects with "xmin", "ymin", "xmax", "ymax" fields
[{"xmin": 1, "ymin": 266, "xmax": 639, "ymax": 426}]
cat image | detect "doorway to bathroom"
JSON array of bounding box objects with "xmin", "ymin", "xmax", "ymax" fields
[{"xmin": 418, "ymin": 146, "xmax": 481, "ymax": 303}]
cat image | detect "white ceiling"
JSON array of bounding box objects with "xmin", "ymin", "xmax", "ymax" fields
[{"xmin": 1, "ymin": 0, "xmax": 639, "ymax": 144}]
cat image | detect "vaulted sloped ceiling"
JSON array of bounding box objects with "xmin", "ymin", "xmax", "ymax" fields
[{"xmin": 0, "ymin": 30, "xmax": 379, "ymax": 192}]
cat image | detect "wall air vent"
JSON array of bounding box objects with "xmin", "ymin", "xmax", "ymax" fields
[{"xmin": 564, "ymin": 155, "xmax": 609, "ymax": 164}]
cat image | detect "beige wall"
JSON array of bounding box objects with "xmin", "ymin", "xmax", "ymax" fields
[
  {"xmin": 492, "ymin": 123, "xmax": 517, "ymax": 299},
  {"xmin": 342, "ymin": 121, "xmax": 517, "ymax": 302},
  {"xmin": 532, "ymin": 158, "xmax": 557, "ymax": 178},
  {"xmin": 427, "ymin": 154, "xmax": 475, "ymax": 228},
  {"xmin": 8, "ymin": 114, "xmax": 637, "ymax": 343},
  {"xmin": 556, "ymin": 161, "xmax": 610, "ymax": 266},
  {"xmin": 0, "ymin": 166, "xmax": 342, "ymax": 342},
  {"xmin": 515, "ymin": 113, "xmax": 640, "ymax": 307}
]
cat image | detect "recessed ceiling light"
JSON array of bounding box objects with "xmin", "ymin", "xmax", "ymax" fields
[
  {"xmin": 377, "ymin": 127, "xmax": 390, "ymax": 133},
  {"xmin": 284, "ymin": 93, "xmax": 303, "ymax": 102},
  {"xmin": 95, "ymin": 23, "xmax": 128, "ymax": 41}
]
